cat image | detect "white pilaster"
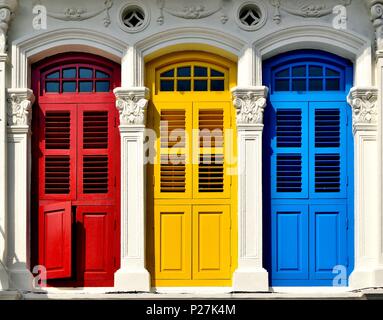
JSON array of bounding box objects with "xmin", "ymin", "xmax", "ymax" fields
[
  {"xmin": 0, "ymin": 53, "xmax": 8, "ymax": 290},
  {"xmin": 122, "ymin": 46, "xmax": 144, "ymax": 87},
  {"xmin": 0, "ymin": 0, "xmax": 18, "ymax": 291},
  {"xmin": 6, "ymin": 88, "xmax": 34, "ymax": 291},
  {"xmin": 238, "ymin": 45, "xmax": 257, "ymax": 87},
  {"xmin": 231, "ymin": 86, "xmax": 269, "ymax": 292},
  {"xmin": 113, "ymin": 87, "xmax": 151, "ymax": 292},
  {"xmin": 347, "ymin": 87, "xmax": 383, "ymax": 289}
]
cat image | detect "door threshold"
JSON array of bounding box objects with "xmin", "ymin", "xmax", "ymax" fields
[
  {"xmin": 153, "ymin": 287, "xmax": 233, "ymax": 294},
  {"xmin": 271, "ymin": 286, "xmax": 352, "ymax": 294}
]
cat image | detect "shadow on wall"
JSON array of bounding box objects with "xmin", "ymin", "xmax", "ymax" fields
[{"xmin": 0, "ymin": 225, "xmax": 8, "ymax": 288}]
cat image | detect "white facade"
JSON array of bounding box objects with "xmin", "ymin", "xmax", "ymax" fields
[{"xmin": 0, "ymin": 0, "xmax": 383, "ymax": 295}]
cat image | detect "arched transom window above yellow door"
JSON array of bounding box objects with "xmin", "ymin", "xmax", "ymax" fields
[{"xmin": 157, "ymin": 63, "xmax": 227, "ymax": 92}]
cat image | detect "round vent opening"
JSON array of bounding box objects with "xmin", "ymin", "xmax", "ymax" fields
[
  {"xmin": 118, "ymin": 3, "xmax": 150, "ymax": 33},
  {"xmin": 123, "ymin": 6, "xmax": 145, "ymax": 28},
  {"xmin": 239, "ymin": 5, "xmax": 261, "ymax": 27},
  {"xmin": 235, "ymin": 2, "xmax": 267, "ymax": 31}
]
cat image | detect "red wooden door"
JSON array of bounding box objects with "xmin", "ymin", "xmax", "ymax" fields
[{"xmin": 32, "ymin": 53, "xmax": 121, "ymax": 287}]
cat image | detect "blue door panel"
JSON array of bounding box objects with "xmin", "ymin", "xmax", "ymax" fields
[
  {"xmin": 272, "ymin": 205, "xmax": 308, "ymax": 280},
  {"xmin": 270, "ymin": 101, "xmax": 309, "ymax": 199},
  {"xmin": 309, "ymin": 102, "xmax": 347, "ymax": 199},
  {"xmin": 310, "ymin": 204, "xmax": 347, "ymax": 280}
]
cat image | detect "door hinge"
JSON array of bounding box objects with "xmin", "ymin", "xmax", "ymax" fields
[
  {"xmin": 114, "ymin": 117, "xmax": 117, "ymax": 128},
  {"xmin": 114, "ymin": 176, "xmax": 117, "ymax": 187},
  {"xmin": 346, "ymin": 256, "xmax": 349, "ymax": 267},
  {"xmin": 113, "ymin": 256, "xmax": 116, "ymax": 267},
  {"xmin": 346, "ymin": 176, "xmax": 349, "ymax": 186},
  {"xmin": 346, "ymin": 217, "xmax": 349, "ymax": 230},
  {"xmin": 153, "ymin": 175, "xmax": 155, "ymax": 187},
  {"xmin": 114, "ymin": 219, "xmax": 117, "ymax": 231}
]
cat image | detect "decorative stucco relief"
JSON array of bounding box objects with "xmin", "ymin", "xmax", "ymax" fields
[
  {"xmin": 270, "ymin": 0, "xmax": 351, "ymax": 24},
  {"xmin": 232, "ymin": 87, "xmax": 269, "ymax": 125},
  {"xmin": 114, "ymin": 88, "xmax": 150, "ymax": 126},
  {"xmin": 7, "ymin": 89, "xmax": 35, "ymax": 127},
  {"xmin": 347, "ymin": 87, "xmax": 378, "ymax": 132},
  {"xmin": 45, "ymin": 0, "xmax": 113, "ymax": 27},
  {"xmin": 0, "ymin": 0, "xmax": 18, "ymax": 54},
  {"xmin": 157, "ymin": 0, "xmax": 229, "ymax": 25},
  {"xmin": 371, "ymin": 2, "xmax": 383, "ymax": 51}
]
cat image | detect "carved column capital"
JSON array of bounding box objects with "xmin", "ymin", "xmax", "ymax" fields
[
  {"xmin": 232, "ymin": 86, "xmax": 268, "ymax": 126},
  {"xmin": 347, "ymin": 87, "xmax": 379, "ymax": 133},
  {"xmin": 7, "ymin": 88, "xmax": 35, "ymax": 128},
  {"xmin": 114, "ymin": 87, "xmax": 150, "ymax": 126},
  {"xmin": 0, "ymin": 0, "xmax": 18, "ymax": 54}
]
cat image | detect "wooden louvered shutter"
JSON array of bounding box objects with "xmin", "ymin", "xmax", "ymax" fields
[
  {"xmin": 39, "ymin": 104, "xmax": 76, "ymax": 200},
  {"xmin": 78, "ymin": 104, "xmax": 115, "ymax": 200},
  {"xmin": 155, "ymin": 103, "xmax": 192, "ymax": 198},
  {"xmin": 194, "ymin": 102, "xmax": 229, "ymax": 198},
  {"xmin": 272, "ymin": 102, "xmax": 308, "ymax": 198},
  {"xmin": 309, "ymin": 102, "xmax": 347, "ymax": 198},
  {"xmin": 39, "ymin": 201, "xmax": 72, "ymax": 279}
]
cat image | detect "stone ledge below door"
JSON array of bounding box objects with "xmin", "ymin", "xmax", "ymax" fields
[{"xmin": 2, "ymin": 288, "xmax": 383, "ymax": 300}]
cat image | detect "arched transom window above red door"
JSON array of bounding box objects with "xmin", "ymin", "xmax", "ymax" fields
[{"xmin": 43, "ymin": 64, "xmax": 112, "ymax": 94}]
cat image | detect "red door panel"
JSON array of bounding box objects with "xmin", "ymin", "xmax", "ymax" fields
[
  {"xmin": 77, "ymin": 104, "xmax": 117, "ymax": 202},
  {"xmin": 38, "ymin": 202, "xmax": 72, "ymax": 279},
  {"xmin": 38, "ymin": 104, "xmax": 77, "ymax": 201},
  {"xmin": 76, "ymin": 206, "xmax": 115, "ymax": 286}
]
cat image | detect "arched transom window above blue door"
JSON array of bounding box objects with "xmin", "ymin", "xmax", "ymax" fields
[
  {"xmin": 273, "ymin": 63, "xmax": 343, "ymax": 92},
  {"xmin": 264, "ymin": 50, "xmax": 353, "ymax": 96}
]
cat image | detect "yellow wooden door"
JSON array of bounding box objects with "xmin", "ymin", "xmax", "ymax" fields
[{"xmin": 147, "ymin": 53, "xmax": 237, "ymax": 287}]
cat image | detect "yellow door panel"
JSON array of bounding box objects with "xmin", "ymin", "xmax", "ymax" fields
[
  {"xmin": 154, "ymin": 102, "xmax": 193, "ymax": 199},
  {"xmin": 154, "ymin": 205, "xmax": 191, "ymax": 280},
  {"xmin": 192, "ymin": 205, "xmax": 231, "ymax": 280},
  {"xmin": 192, "ymin": 102, "xmax": 231, "ymax": 199}
]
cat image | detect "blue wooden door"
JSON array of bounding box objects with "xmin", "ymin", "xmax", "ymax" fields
[{"xmin": 263, "ymin": 50, "xmax": 354, "ymax": 286}]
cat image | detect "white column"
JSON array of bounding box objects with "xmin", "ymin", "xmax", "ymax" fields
[
  {"xmin": 113, "ymin": 87, "xmax": 151, "ymax": 291},
  {"xmin": 347, "ymin": 87, "xmax": 383, "ymax": 288},
  {"xmin": 231, "ymin": 86, "xmax": 269, "ymax": 292},
  {"xmin": 0, "ymin": 0, "xmax": 18, "ymax": 291},
  {"xmin": 6, "ymin": 88, "xmax": 34, "ymax": 291}
]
